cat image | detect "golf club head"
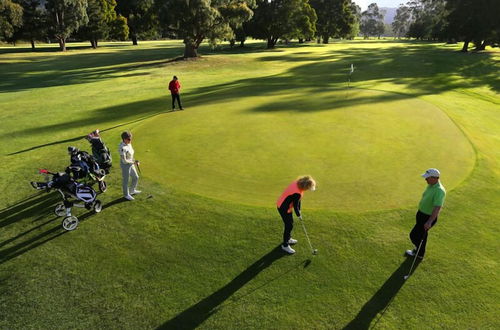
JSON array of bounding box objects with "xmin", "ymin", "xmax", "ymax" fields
[
  {"xmin": 303, "ymin": 259, "xmax": 312, "ymax": 268},
  {"xmin": 404, "ymin": 275, "xmax": 409, "ymax": 280},
  {"xmin": 312, "ymin": 249, "xmax": 318, "ymax": 255}
]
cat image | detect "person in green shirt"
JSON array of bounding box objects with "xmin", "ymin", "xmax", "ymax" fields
[{"xmin": 406, "ymin": 168, "xmax": 446, "ymax": 259}]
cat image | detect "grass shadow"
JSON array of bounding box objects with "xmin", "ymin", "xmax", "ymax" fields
[
  {"xmin": 157, "ymin": 245, "xmax": 287, "ymax": 329},
  {"xmin": 180, "ymin": 42, "xmax": 498, "ymax": 113},
  {"xmin": 0, "ymin": 192, "xmax": 59, "ymax": 228},
  {"xmin": 6, "ymin": 109, "xmax": 172, "ymax": 155},
  {"xmin": 343, "ymin": 257, "xmax": 421, "ymax": 329},
  {"xmin": 0, "ymin": 196, "xmax": 127, "ymax": 265}
]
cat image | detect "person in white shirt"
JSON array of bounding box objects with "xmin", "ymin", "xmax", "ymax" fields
[{"xmin": 118, "ymin": 131, "xmax": 141, "ymax": 201}]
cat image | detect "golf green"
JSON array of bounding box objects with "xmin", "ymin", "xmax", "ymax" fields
[{"xmin": 135, "ymin": 87, "xmax": 474, "ymax": 211}]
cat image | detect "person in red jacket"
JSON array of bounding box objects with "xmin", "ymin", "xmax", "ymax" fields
[
  {"xmin": 168, "ymin": 75, "xmax": 183, "ymax": 110},
  {"xmin": 276, "ymin": 176, "xmax": 316, "ymax": 254}
]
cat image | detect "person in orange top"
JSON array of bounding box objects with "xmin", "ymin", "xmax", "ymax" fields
[
  {"xmin": 168, "ymin": 75, "xmax": 183, "ymax": 110},
  {"xmin": 276, "ymin": 176, "xmax": 316, "ymax": 254}
]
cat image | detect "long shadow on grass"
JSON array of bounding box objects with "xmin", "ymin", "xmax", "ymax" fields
[
  {"xmin": 0, "ymin": 196, "xmax": 126, "ymax": 264},
  {"xmin": 0, "ymin": 192, "xmax": 60, "ymax": 228},
  {"xmin": 0, "ymin": 45, "xmax": 184, "ymax": 93},
  {"xmin": 157, "ymin": 245, "xmax": 288, "ymax": 330},
  {"xmin": 343, "ymin": 258, "xmax": 420, "ymax": 329},
  {"xmin": 5, "ymin": 109, "xmax": 171, "ymax": 155},
  {"xmin": 179, "ymin": 43, "xmax": 498, "ymax": 112}
]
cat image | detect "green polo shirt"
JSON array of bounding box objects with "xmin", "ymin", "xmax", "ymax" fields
[{"xmin": 418, "ymin": 182, "xmax": 446, "ymax": 215}]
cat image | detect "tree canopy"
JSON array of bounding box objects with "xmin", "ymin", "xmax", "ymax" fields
[
  {"xmin": 360, "ymin": 3, "xmax": 384, "ymax": 39},
  {"xmin": 246, "ymin": 0, "xmax": 316, "ymax": 49},
  {"xmin": 310, "ymin": 0, "xmax": 356, "ymax": 44},
  {"xmin": 159, "ymin": 0, "xmax": 255, "ymax": 57},
  {"xmin": 45, "ymin": 0, "xmax": 89, "ymax": 51},
  {"xmin": 0, "ymin": 0, "xmax": 23, "ymax": 41}
]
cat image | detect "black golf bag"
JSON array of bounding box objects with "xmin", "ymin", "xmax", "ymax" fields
[
  {"xmin": 86, "ymin": 130, "xmax": 112, "ymax": 174},
  {"xmin": 67, "ymin": 147, "xmax": 107, "ymax": 192}
]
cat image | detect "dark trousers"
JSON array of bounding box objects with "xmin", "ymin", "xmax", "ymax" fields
[
  {"xmin": 410, "ymin": 210, "xmax": 437, "ymax": 257},
  {"xmin": 278, "ymin": 208, "xmax": 293, "ymax": 247},
  {"xmin": 171, "ymin": 93, "xmax": 182, "ymax": 109}
]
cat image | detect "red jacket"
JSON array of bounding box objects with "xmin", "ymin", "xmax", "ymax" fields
[{"xmin": 169, "ymin": 80, "xmax": 181, "ymax": 94}]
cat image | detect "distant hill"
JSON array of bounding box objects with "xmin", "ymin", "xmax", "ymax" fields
[{"xmin": 380, "ymin": 7, "xmax": 397, "ymax": 24}]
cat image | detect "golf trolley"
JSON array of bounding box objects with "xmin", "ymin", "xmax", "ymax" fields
[{"xmin": 30, "ymin": 169, "xmax": 102, "ymax": 231}]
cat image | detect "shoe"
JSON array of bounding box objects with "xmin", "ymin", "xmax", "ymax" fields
[
  {"xmin": 130, "ymin": 190, "xmax": 142, "ymax": 195},
  {"xmin": 281, "ymin": 245, "xmax": 296, "ymax": 254},
  {"xmin": 288, "ymin": 238, "xmax": 298, "ymax": 245},
  {"xmin": 405, "ymin": 249, "xmax": 416, "ymax": 257},
  {"xmin": 124, "ymin": 194, "xmax": 135, "ymax": 201}
]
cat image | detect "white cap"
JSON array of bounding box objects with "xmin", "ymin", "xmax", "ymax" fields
[{"xmin": 421, "ymin": 168, "xmax": 440, "ymax": 178}]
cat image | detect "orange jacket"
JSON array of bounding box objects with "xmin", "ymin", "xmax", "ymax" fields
[{"xmin": 277, "ymin": 181, "xmax": 303, "ymax": 214}]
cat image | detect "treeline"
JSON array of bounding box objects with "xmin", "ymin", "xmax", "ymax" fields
[
  {"xmin": 1, "ymin": 0, "xmax": 498, "ymax": 55},
  {"xmin": 392, "ymin": 0, "xmax": 500, "ymax": 52}
]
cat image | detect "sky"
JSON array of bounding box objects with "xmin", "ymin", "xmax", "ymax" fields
[{"xmin": 353, "ymin": 0, "xmax": 403, "ymax": 10}]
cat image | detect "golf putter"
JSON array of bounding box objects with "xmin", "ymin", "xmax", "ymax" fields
[
  {"xmin": 299, "ymin": 216, "xmax": 318, "ymax": 255},
  {"xmin": 135, "ymin": 160, "xmax": 141, "ymax": 174},
  {"xmin": 404, "ymin": 232, "xmax": 426, "ymax": 280}
]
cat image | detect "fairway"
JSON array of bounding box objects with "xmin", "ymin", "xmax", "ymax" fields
[{"xmin": 0, "ymin": 40, "xmax": 498, "ymax": 329}]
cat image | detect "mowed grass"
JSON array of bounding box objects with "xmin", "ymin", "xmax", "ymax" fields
[{"xmin": 0, "ymin": 40, "xmax": 499, "ymax": 329}]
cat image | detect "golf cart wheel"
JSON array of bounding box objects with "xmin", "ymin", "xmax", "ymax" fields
[
  {"xmin": 98, "ymin": 180, "xmax": 107, "ymax": 193},
  {"xmin": 62, "ymin": 216, "xmax": 79, "ymax": 231},
  {"xmin": 54, "ymin": 203, "xmax": 66, "ymax": 217},
  {"xmin": 94, "ymin": 200, "xmax": 102, "ymax": 213}
]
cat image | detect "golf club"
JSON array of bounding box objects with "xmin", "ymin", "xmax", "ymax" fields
[
  {"xmin": 299, "ymin": 216, "xmax": 318, "ymax": 255},
  {"xmin": 404, "ymin": 233, "xmax": 426, "ymax": 280},
  {"xmin": 135, "ymin": 159, "xmax": 141, "ymax": 174}
]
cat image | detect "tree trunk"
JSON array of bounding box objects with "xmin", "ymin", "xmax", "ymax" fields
[
  {"xmin": 229, "ymin": 39, "xmax": 235, "ymax": 48},
  {"xmin": 58, "ymin": 38, "xmax": 66, "ymax": 51},
  {"xmin": 476, "ymin": 41, "xmax": 486, "ymax": 51},
  {"xmin": 298, "ymin": 38, "xmax": 304, "ymax": 43},
  {"xmin": 239, "ymin": 40, "xmax": 245, "ymax": 47},
  {"xmin": 461, "ymin": 39, "xmax": 469, "ymax": 52},
  {"xmin": 322, "ymin": 34, "xmax": 329, "ymax": 44},
  {"xmin": 90, "ymin": 39, "xmax": 97, "ymax": 49},
  {"xmin": 30, "ymin": 39, "xmax": 35, "ymax": 49},
  {"xmin": 131, "ymin": 34, "xmax": 138, "ymax": 46},
  {"xmin": 266, "ymin": 38, "xmax": 275, "ymax": 49},
  {"xmin": 184, "ymin": 41, "xmax": 198, "ymax": 58}
]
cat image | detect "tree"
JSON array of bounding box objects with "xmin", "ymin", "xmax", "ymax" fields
[
  {"xmin": 345, "ymin": 1, "xmax": 360, "ymax": 40},
  {"xmin": 392, "ymin": 5, "xmax": 411, "ymax": 39},
  {"xmin": 116, "ymin": 0, "xmax": 157, "ymax": 45},
  {"xmin": 310, "ymin": 0, "xmax": 355, "ymax": 44},
  {"xmin": 46, "ymin": 0, "xmax": 88, "ymax": 51},
  {"xmin": 79, "ymin": 0, "xmax": 127, "ymax": 48},
  {"xmin": 360, "ymin": 3, "xmax": 384, "ymax": 39},
  {"xmin": 110, "ymin": 14, "xmax": 129, "ymax": 40},
  {"xmin": 0, "ymin": 0, "xmax": 23, "ymax": 42},
  {"xmin": 446, "ymin": 0, "xmax": 500, "ymax": 51},
  {"xmin": 282, "ymin": 0, "xmax": 317, "ymax": 43},
  {"xmin": 247, "ymin": 0, "xmax": 316, "ymax": 49},
  {"xmin": 159, "ymin": 0, "xmax": 254, "ymax": 58},
  {"xmin": 15, "ymin": 0, "xmax": 47, "ymax": 49},
  {"xmin": 406, "ymin": 0, "xmax": 447, "ymax": 41}
]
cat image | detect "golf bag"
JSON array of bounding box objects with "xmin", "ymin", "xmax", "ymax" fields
[
  {"xmin": 30, "ymin": 170, "xmax": 102, "ymax": 231},
  {"xmin": 67, "ymin": 146, "xmax": 107, "ymax": 192},
  {"xmin": 86, "ymin": 129, "xmax": 112, "ymax": 174}
]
